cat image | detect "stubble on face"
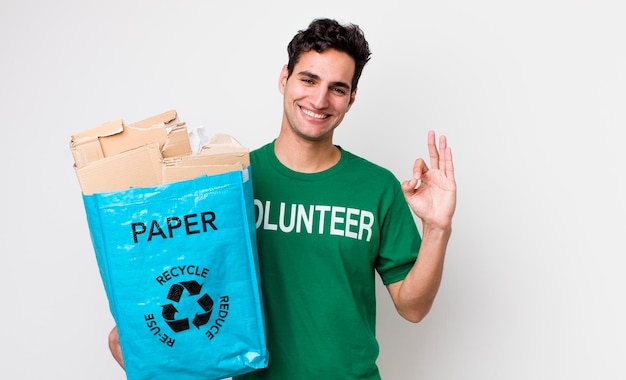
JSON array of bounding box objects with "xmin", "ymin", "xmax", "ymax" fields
[{"xmin": 279, "ymin": 49, "xmax": 357, "ymax": 144}]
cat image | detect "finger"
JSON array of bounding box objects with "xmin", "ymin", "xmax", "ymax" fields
[
  {"xmin": 438, "ymin": 134, "xmax": 448, "ymax": 173},
  {"xmin": 445, "ymin": 146, "xmax": 455, "ymax": 180},
  {"xmin": 412, "ymin": 158, "xmax": 428, "ymax": 181},
  {"xmin": 401, "ymin": 178, "xmax": 418, "ymax": 192},
  {"xmin": 428, "ymin": 130, "xmax": 440, "ymax": 170}
]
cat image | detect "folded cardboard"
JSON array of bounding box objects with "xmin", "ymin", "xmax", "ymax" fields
[{"xmin": 70, "ymin": 110, "xmax": 249, "ymax": 194}]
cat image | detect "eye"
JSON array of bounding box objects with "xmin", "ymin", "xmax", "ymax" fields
[{"xmin": 332, "ymin": 87, "xmax": 348, "ymax": 95}]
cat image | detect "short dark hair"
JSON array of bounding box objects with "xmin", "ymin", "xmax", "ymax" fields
[{"xmin": 286, "ymin": 18, "xmax": 372, "ymax": 92}]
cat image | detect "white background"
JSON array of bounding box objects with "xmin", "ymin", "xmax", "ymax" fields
[{"xmin": 1, "ymin": 1, "xmax": 624, "ymax": 379}]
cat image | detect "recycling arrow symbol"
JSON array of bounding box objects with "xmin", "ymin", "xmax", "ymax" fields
[{"xmin": 161, "ymin": 280, "xmax": 214, "ymax": 332}]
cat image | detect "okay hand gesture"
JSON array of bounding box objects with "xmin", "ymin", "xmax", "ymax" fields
[{"xmin": 401, "ymin": 131, "xmax": 457, "ymax": 231}]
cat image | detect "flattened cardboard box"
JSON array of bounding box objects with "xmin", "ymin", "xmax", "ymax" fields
[{"xmin": 70, "ymin": 109, "xmax": 250, "ymax": 194}]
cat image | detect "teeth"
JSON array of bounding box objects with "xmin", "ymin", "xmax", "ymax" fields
[{"xmin": 302, "ymin": 108, "xmax": 328, "ymax": 119}]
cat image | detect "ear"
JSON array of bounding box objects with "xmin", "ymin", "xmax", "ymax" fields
[{"xmin": 278, "ymin": 65, "xmax": 288, "ymax": 94}]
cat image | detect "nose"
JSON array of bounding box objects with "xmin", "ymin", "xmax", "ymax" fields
[{"xmin": 311, "ymin": 87, "xmax": 330, "ymax": 109}]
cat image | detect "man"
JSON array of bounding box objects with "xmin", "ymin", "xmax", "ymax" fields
[{"xmin": 109, "ymin": 18, "xmax": 456, "ymax": 379}]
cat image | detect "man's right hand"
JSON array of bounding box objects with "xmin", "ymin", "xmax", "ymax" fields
[{"xmin": 108, "ymin": 326, "xmax": 125, "ymax": 369}]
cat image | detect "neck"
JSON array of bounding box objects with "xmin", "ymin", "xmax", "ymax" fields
[{"xmin": 274, "ymin": 133, "xmax": 340, "ymax": 173}]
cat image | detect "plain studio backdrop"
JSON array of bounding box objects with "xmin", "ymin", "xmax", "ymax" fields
[{"xmin": 1, "ymin": 1, "xmax": 624, "ymax": 379}]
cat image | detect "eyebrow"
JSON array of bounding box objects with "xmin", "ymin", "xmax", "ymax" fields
[{"xmin": 297, "ymin": 70, "xmax": 352, "ymax": 91}]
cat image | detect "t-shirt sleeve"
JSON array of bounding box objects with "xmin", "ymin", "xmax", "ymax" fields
[{"xmin": 375, "ymin": 184, "xmax": 422, "ymax": 285}]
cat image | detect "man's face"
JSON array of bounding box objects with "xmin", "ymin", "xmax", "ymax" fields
[{"xmin": 279, "ymin": 48, "xmax": 357, "ymax": 143}]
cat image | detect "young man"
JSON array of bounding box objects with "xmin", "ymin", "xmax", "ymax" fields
[{"xmin": 109, "ymin": 18, "xmax": 456, "ymax": 379}]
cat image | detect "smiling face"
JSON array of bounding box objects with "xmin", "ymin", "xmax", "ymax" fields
[{"xmin": 279, "ymin": 48, "xmax": 357, "ymax": 144}]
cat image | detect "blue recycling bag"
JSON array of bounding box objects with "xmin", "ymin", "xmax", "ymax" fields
[{"xmin": 82, "ymin": 167, "xmax": 267, "ymax": 380}]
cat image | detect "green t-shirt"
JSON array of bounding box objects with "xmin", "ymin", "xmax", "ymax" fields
[{"xmin": 236, "ymin": 141, "xmax": 421, "ymax": 380}]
